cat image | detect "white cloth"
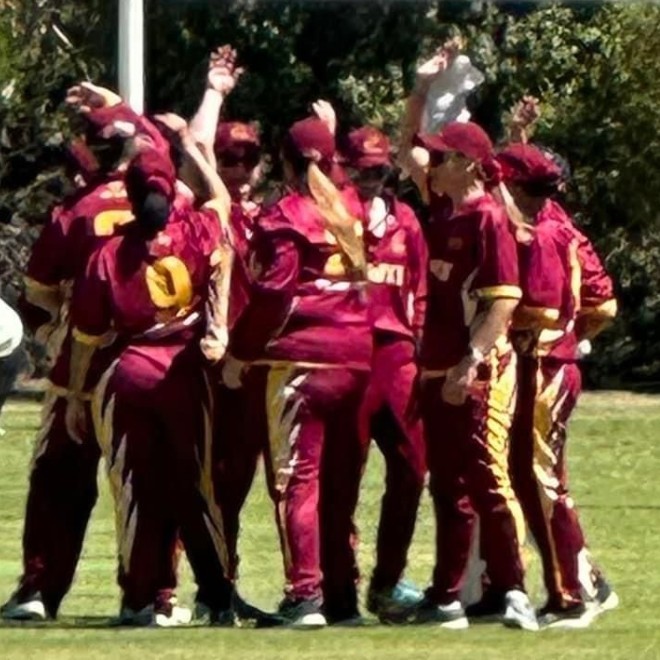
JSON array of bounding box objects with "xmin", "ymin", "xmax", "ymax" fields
[
  {"xmin": 0, "ymin": 298, "xmax": 23, "ymax": 358},
  {"xmin": 422, "ymin": 55, "xmax": 485, "ymax": 133}
]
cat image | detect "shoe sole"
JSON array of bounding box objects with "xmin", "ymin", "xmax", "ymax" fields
[
  {"xmin": 415, "ymin": 615, "xmax": 470, "ymax": 630},
  {"xmin": 598, "ymin": 591, "xmax": 620, "ymax": 613},
  {"xmin": 290, "ymin": 613, "xmax": 327, "ymax": 629},
  {"xmin": 503, "ymin": 614, "xmax": 539, "ymax": 632},
  {"xmin": 541, "ymin": 614, "xmax": 595, "ymax": 630},
  {"xmin": 1, "ymin": 602, "xmax": 47, "ymax": 621}
]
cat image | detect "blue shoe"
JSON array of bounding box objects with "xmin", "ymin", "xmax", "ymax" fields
[{"xmin": 367, "ymin": 579, "xmax": 424, "ymax": 624}]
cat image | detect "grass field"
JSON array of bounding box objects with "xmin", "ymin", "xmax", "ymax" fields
[{"xmin": 0, "ymin": 392, "xmax": 659, "ymax": 659}]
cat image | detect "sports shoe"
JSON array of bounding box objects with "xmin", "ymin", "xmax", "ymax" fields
[
  {"xmin": 412, "ymin": 598, "xmax": 469, "ymax": 629},
  {"xmin": 278, "ymin": 596, "xmax": 327, "ymax": 629},
  {"xmin": 153, "ymin": 596, "xmax": 192, "ymax": 628},
  {"xmin": 119, "ymin": 596, "xmax": 192, "ymax": 628},
  {"xmin": 0, "ymin": 590, "xmax": 47, "ymax": 621},
  {"xmin": 465, "ymin": 589, "xmax": 506, "ymax": 622},
  {"xmin": 192, "ymin": 600, "xmax": 235, "ymax": 627},
  {"xmin": 502, "ymin": 590, "xmax": 539, "ymax": 631},
  {"xmin": 593, "ymin": 575, "xmax": 619, "ymax": 613},
  {"xmin": 367, "ymin": 579, "xmax": 424, "ymax": 624},
  {"xmin": 117, "ymin": 604, "xmax": 154, "ymax": 626},
  {"xmin": 538, "ymin": 601, "xmax": 597, "ymax": 630}
]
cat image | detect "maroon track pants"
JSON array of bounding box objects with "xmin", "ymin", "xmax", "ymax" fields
[
  {"xmin": 361, "ymin": 336, "xmax": 426, "ymax": 591},
  {"xmin": 94, "ymin": 342, "xmax": 232, "ymax": 612},
  {"xmin": 18, "ymin": 390, "xmax": 99, "ymax": 617},
  {"xmin": 510, "ymin": 357, "xmax": 592, "ymax": 609},
  {"xmin": 421, "ymin": 350, "xmax": 527, "ymax": 604},
  {"xmin": 212, "ymin": 367, "xmax": 276, "ymax": 582},
  {"xmin": 262, "ymin": 365, "xmax": 368, "ymax": 603}
]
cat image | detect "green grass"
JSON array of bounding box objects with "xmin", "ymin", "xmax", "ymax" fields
[{"xmin": 0, "ymin": 392, "xmax": 659, "ymax": 659}]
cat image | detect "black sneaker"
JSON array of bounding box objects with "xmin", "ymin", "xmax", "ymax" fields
[
  {"xmin": 412, "ymin": 597, "xmax": 469, "ymax": 629},
  {"xmin": 465, "ymin": 590, "xmax": 506, "ymax": 622},
  {"xmin": 0, "ymin": 589, "xmax": 46, "ymax": 621},
  {"xmin": 278, "ymin": 596, "xmax": 327, "ymax": 629},
  {"xmin": 324, "ymin": 604, "xmax": 364, "ymax": 627},
  {"xmin": 538, "ymin": 601, "xmax": 595, "ymax": 630}
]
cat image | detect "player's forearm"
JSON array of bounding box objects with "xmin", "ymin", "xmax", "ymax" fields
[
  {"xmin": 470, "ymin": 298, "xmax": 519, "ymax": 356},
  {"xmin": 189, "ymin": 88, "xmax": 224, "ymax": 155},
  {"xmin": 67, "ymin": 337, "xmax": 97, "ymax": 396},
  {"xmin": 181, "ymin": 134, "xmax": 231, "ymax": 225}
]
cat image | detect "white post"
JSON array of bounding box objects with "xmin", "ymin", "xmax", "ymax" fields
[{"xmin": 118, "ymin": 0, "xmax": 144, "ymax": 113}]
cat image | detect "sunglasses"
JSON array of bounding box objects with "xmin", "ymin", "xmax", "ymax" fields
[{"xmin": 429, "ymin": 150, "xmax": 462, "ymax": 168}]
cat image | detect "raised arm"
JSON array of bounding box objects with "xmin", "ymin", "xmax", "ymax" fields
[
  {"xmin": 398, "ymin": 40, "xmax": 460, "ymax": 201},
  {"xmin": 505, "ymin": 96, "xmax": 541, "ymax": 145},
  {"xmin": 189, "ymin": 45, "xmax": 244, "ymax": 170},
  {"xmin": 155, "ymin": 113, "xmax": 232, "ymax": 227}
]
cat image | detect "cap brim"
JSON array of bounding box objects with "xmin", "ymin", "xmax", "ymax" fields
[{"xmin": 413, "ymin": 132, "xmax": 451, "ymax": 154}]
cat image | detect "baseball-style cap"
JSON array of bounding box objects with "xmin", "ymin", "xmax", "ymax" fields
[
  {"xmin": 497, "ymin": 143, "xmax": 562, "ymax": 193},
  {"xmin": 283, "ymin": 117, "xmax": 336, "ymax": 164},
  {"xmin": 414, "ymin": 121, "xmax": 494, "ymax": 164},
  {"xmin": 342, "ymin": 126, "xmax": 391, "ymax": 169},
  {"xmin": 214, "ymin": 121, "xmax": 261, "ymax": 164}
]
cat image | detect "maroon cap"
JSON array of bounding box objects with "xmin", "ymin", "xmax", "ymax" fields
[
  {"xmin": 125, "ymin": 148, "xmax": 176, "ymax": 205},
  {"xmin": 214, "ymin": 121, "xmax": 261, "ymax": 163},
  {"xmin": 343, "ymin": 126, "xmax": 391, "ymax": 169},
  {"xmin": 496, "ymin": 143, "xmax": 562, "ymax": 189},
  {"xmin": 284, "ymin": 117, "xmax": 336, "ymax": 164},
  {"xmin": 414, "ymin": 121, "xmax": 494, "ymax": 165}
]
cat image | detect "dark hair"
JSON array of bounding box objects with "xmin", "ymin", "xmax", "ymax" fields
[
  {"xmin": 87, "ymin": 135, "xmax": 126, "ymax": 173},
  {"xmin": 136, "ymin": 191, "xmax": 170, "ymax": 237}
]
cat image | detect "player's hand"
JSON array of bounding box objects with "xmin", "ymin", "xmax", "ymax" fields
[
  {"xmin": 64, "ymin": 395, "xmax": 87, "ymax": 444},
  {"xmin": 207, "ymin": 45, "xmax": 244, "ymax": 95},
  {"xmin": 312, "ymin": 100, "xmax": 337, "ymax": 136},
  {"xmin": 221, "ymin": 353, "xmax": 245, "ymax": 390},
  {"xmin": 414, "ymin": 36, "xmax": 465, "ymax": 92},
  {"xmin": 441, "ymin": 357, "xmax": 477, "ymax": 406},
  {"xmin": 510, "ymin": 95, "xmax": 541, "ymax": 129},
  {"xmin": 200, "ymin": 334, "xmax": 228, "ymax": 364},
  {"xmin": 153, "ymin": 112, "xmax": 190, "ymax": 142},
  {"xmin": 65, "ymin": 81, "xmax": 122, "ymax": 113}
]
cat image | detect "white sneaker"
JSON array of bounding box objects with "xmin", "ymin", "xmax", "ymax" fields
[
  {"xmin": 153, "ymin": 604, "xmax": 192, "ymax": 628},
  {"xmin": 502, "ymin": 590, "xmax": 539, "ymax": 631},
  {"xmin": 0, "ymin": 593, "xmax": 46, "ymax": 621}
]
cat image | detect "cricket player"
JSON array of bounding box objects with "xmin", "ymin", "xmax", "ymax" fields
[
  {"xmin": 191, "ymin": 47, "xmax": 276, "ymax": 610},
  {"xmin": 65, "ymin": 116, "xmax": 235, "ymax": 626},
  {"xmin": 223, "ymin": 117, "xmax": 371, "ymax": 628},
  {"xmin": 331, "ymin": 126, "xmax": 428, "ymax": 624},
  {"xmin": 1, "ymin": 87, "xmax": 139, "ymax": 621},
  {"xmin": 400, "ymin": 113, "xmax": 537, "ymax": 630},
  {"xmin": 498, "ymin": 143, "xmax": 618, "ymax": 628}
]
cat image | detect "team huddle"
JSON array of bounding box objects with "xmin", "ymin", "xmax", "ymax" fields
[{"xmin": 1, "ymin": 41, "xmax": 619, "ymax": 632}]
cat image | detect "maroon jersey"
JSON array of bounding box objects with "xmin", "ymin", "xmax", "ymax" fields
[
  {"xmin": 544, "ymin": 201, "xmax": 616, "ymax": 313},
  {"xmin": 421, "ymin": 192, "xmax": 521, "ymax": 371},
  {"xmin": 23, "ymin": 175, "xmax": 134, "ymax": 393},
  {"xmin": 71, "ymin": 203, "xmax": 224, "ymax": 372},
  {"xmin": 512, "ymin": 203, "xmax": 579, "ymax": 360},
  {"xmin": 227, "ymin": 200, "xmax": 259, "ymax": 330},
  {"xmin": 230, "ymin": 193, "xmax": 372, "ymax": 369},
  {"xmin": 343, "ymin": 187, "xmax": 427, "ymax": 341},
  {"xmin": 523, "ymin": 200, "xmax": 616, "ymax": 360}
]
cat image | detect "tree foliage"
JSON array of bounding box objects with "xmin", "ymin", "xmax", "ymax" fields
[{"xmin": 0, "ymin": 0, "xmax": 658, "ymax": 385}]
